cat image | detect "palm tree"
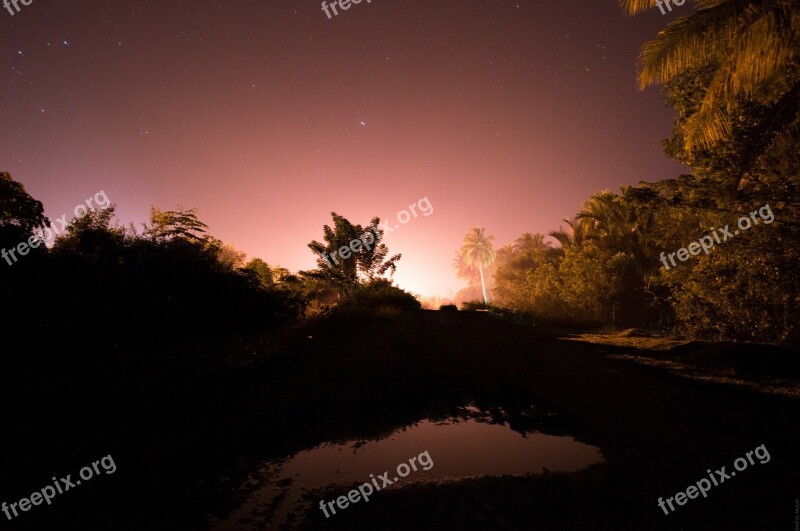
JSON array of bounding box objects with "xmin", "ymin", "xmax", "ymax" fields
[
  {"xmin": 575, "ymin": 191, "xmax": 667, "ymax": 289},
  {"xmin": 549, "ymin": 217, "xmax": 593, "ymax": 252},
  {"xmin": 452, "ymin": 251, "xmax": 481, "ymax": 285},
  {"xmin": 512, "ymin": 232, "xmax": 552, "ymax": 254},
  {"xmin": 576, "ymin": 191, "xmax": 632, "ymax": 254},
  {"xmin": 459, "ymin": 227, "xmax": 496, "ymax": 305},
  {"xmin": 620, "ymin": 0, "xmax": 800, "ymax": 168}
]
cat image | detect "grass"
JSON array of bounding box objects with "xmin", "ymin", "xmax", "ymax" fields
[{"xmin": 564, "ymin": 329, "xmax": 800, "ymax": 398}]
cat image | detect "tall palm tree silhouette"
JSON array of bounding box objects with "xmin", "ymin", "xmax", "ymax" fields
[{"xmin": 459, "ymin": 227, "xmax": 496, "ymax": 305}]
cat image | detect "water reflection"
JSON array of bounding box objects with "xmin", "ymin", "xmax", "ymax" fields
[{"xmin": 210, "ymin": 405, "xmax": 603, "ymax": 529}]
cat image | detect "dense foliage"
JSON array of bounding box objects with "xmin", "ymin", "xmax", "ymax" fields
[
  {"xmin": 489, "ymin": 1, "xmax": 800, "ymax": 342},
  {"xmin": 0, "ymin": 182, "xmax": 305, "ymax": 379},
  {"xmin": 307, "ymin": 212, "xmax": 401, "ymax": 294}
]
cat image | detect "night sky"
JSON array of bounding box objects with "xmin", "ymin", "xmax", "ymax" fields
[{"xmin": 1, "ymin": 0, "xmax": 688, "ymax": 297}]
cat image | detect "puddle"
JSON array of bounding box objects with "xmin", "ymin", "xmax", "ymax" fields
[{"xmin": 209, "ymin": 405, "xmax": 603, "ymax": 529}]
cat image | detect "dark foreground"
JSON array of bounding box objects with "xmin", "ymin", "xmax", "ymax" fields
[{"xmin": 3, "ymin": 310, "xmax": 799, "ymax": 529}]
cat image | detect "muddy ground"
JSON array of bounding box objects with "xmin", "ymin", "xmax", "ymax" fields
[{"xmin": 3, "ymin": 310, "xmax": 798, "ymax": 529}]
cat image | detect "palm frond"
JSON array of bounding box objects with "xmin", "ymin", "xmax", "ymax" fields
[
  {"xmin": 619, "ymin": 0, "xmax": 665, "ymax": 16},
  {"xmin": 637, "ymin": 2, "xmax": 750, "ymax": 89}
]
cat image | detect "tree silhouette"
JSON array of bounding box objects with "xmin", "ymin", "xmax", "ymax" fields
[
  {"xmin": 308, "ymin": 212, "xmax": 401, "ymax": 293},
  {"xmin": 0, "ymin": 171, "xmax": 49, "ymax": 248},
  {"xmin": 452, "ymin": 250, "xmax": 480, "ymax": 285},
  {"xmin": 458, "ymin": 227, "xmax": 496, "ymax": 305},
  {"xmin": 145, "ymin": 206, "xmax": 208, "ymax": 242},
  {"xmin": 549, "ymin": 217, "xmax": 593, "ymax": 253},
  {"xmin": 244, "ymin": 258, "xmax": 274, "ymax": 288}
]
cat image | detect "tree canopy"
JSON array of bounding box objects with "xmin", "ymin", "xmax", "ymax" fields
[{"xmin": 307, "ymin": 212, "xmax": 401, "ymax": 293}]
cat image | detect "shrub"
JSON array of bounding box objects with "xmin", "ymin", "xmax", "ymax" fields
[
  {"xmin": 337, "ymin": 279, "xmax": 421, "ymax": 314},
  {"xmin": 439, "ymin": 304, "xmax": 458, "ymax": 312},
  {"xmin": 461, "ymin": 300, "xmax": 491, "ymax": 311}
]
